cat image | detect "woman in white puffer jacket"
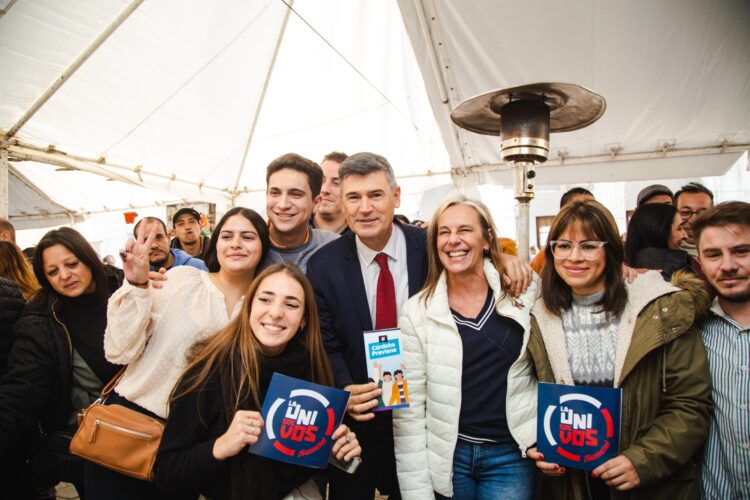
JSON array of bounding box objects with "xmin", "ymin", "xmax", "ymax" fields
[{"xmin": 393, "ymin": 195, "xmax": 538, "ymax": 500}]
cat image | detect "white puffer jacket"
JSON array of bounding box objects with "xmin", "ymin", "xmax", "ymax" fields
[{"xmin": 393, "ymin": 259, "xmax": 539, "ymax": 499}]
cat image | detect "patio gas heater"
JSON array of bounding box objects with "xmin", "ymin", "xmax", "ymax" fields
[{"xmin": 451, "ymin": 83, "xmax": 606, "ymax": 261}]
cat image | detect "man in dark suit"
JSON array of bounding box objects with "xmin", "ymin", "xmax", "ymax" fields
[{"xmin": 307, "ymin": 152, "xmax": 424, "ymax": 499}]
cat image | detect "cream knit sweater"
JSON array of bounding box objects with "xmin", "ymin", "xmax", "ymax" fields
[{"xmin": 104, "ymin": 266, "xmax": 243, "ymax": 418}]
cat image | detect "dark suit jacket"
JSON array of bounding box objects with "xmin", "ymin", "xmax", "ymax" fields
[{"xmin": 307, "ymin": 223, "xmax": 427, "ymax": 388}]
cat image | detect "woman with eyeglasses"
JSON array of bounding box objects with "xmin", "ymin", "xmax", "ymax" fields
[{"xmin": 526, "ymin": 200, "xmax": 712, "ymax": 499}]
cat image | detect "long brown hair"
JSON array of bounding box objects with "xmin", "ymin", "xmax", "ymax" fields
[
  {"xmin": 31, "ymin": 227, "xmax": 108, "ymax": 303},
  {"xmin": 421, "ymin": 195, "xmax": 505, "ymax": 304},
  {"xmin": 541, "ymin": 200, "xmax": 627, "ymax": 317},
  {"xmin": 171, "ymin": 263, "xmax": 333, "ymax": 413},
  {"xmin": 0, "ymin": 241, "xmax": 40, "ymax": 300},
  {"xmin": 204, "ymin": 207, "xmax": 270, "ymax": 273}
]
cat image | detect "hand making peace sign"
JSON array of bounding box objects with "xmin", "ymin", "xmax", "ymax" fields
[{"xmin": 121, "ymin": 221, "xmax": 158, "ymax": 286}]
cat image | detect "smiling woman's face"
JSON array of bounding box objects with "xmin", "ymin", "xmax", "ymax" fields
[
  {"xmin": 249, "ymin": 271, "xmax": 306, "ymax": 356},
  {"xmin": 436, "ymin": 204, "xmax": 488, "ymax": 278},
  {"xmin": 215, "ymin": 214, "xmax": 263, "ymax": 276},
  {"xmin": 552, "ymin": 223, "xmax": 607, "ymax": 296},
  {"xmin": 42, "ymin": 244, "xmax": 94, "ymax": 298}
]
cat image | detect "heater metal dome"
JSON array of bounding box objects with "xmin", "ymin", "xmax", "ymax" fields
[
  {"xmin": 450, "ymin": 82, "xmax": 606, "ymax": 136},
  {"xmin": 450, "ymin": 82, "xmax": 606, "ymax": 262}
]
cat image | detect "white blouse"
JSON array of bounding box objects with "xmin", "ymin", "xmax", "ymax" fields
[{"xmin": 104, "ymin": 266, "xmax": 243, "ymax": 417}]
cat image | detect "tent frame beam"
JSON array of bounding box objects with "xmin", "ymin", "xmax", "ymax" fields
[
  {"xmin": 452, "ymin": 144, "xmax": 750, "ymax": 176},
  {"xmin": 413, "ymin": 0, "xmax": 473, "ymax": 171},
  {"xmin": 0, "ymin": 147, "xmax": 8, "ymax": 218},
  {"xmin": 0, "ymin": 0, "xmax": 18, "ymax": 18},
  {"xmin": 7, "ymin": 139, "xmax": 236, "ymax": 198},
  {"xmin": 5, "ymin": 0, "xmax": 145, "ymax": 139},
  {"xmin": 11, "ymin": 199, "xmax": 183, "ymax": 221},
  {"xmin": 232, "ymin": 0, "xmax": 295, "ymax": 200},
  {"xmin": 6, "ymin": 137, "xmax": 453, "ymax": 204}
]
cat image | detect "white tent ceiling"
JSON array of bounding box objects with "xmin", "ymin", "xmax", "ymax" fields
[
  {"xmin": 1, "ymin": 0, "xmax": 749, "ymax": 230},
  {"xmin": 399, "ymin": 0, "xmax": 750, "ymax": 188},
  {"xmin": 1, "ymin": 0, "xmax": 450, "ymax": 228}
]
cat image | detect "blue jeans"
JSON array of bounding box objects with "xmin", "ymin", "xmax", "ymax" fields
[{"xmin": 437, "ymin": 440, "xmax": 535, "ymax": 500}]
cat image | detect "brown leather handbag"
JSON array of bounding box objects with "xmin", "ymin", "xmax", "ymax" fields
[{"xmin": 69, "ymin": 368, "xmax": 165, "ymax": 481}]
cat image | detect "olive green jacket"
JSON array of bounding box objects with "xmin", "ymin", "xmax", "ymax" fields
[{"xmin": 528, "ymin": 271, "xmax": 712, "ymax": 500}]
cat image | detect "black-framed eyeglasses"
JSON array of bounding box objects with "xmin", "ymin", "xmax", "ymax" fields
[
  {"xmin": 549, "ymin": 240, "xmax": 607, "ymax": 260},
  {"xmin": 678, "ymin": 208, "xmax": 708, "ymax": 220}
]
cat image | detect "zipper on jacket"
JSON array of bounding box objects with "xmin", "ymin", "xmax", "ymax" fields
[
  {"xmin": 51, "ymin": 299, "xmax": 73, "ymax": 366},
  {"xmin": 91, "ymin": 418, "xmax": 154, "ymax": 441},
  {"xmin": 584, "ymin": 472, "xmax": 594, "ymax": 500}
]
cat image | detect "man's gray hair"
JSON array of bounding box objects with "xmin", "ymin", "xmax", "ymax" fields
[{"xmin": 338, "ymin": 152, "xmax": 397, "ymax": 189}]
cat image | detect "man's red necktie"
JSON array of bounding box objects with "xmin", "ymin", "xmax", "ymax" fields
[{"xmin": 374, "ymin": 253, "xmax": 397, "ymax": 329}]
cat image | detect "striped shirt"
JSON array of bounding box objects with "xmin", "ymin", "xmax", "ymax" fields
[{"xmin": 700, "ymin": 299, "xmax": 750, "ymax": 499}]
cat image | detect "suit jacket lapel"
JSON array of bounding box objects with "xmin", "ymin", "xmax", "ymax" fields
[
  {"xmin": 403, "ymin": 225, "xmax": 426, "ymax": 296},
  {"xmin": 342, "ymin": 235, "xmax": 373, "ymax": 331}
]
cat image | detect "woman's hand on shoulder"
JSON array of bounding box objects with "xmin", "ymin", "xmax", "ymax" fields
[
  {"xmin": 527, "ymin": 447, "xmax": 566, "ymax": 477},
  {"xmin": 621, "ymin": 264, "xmax": 640, "ymax": 283},
  {"xmin": 212, "ymin": 410, "xmax": 264, "ymax": 460},
  {"xmin": 331, "ymin": 424, "xmax": 361, "ymax": 462},
  {"xmin": 500, "ymin": 253, "xmax": 532, "ymax": 297}
]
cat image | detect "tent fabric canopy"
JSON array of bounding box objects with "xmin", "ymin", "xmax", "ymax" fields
[
  {"xmin": 1, "ymin": 0, "xmax": 749, "ymax": 227},
  {"xmin": 2, "ymin": 0, "xmax": 450, "ymax": 224},
  {"xmin": 398, "ymin": 0, "xmax": 750, "ymax": 186},
  {"xmin": 8, "ymin": 166, "xmax": 83, "ymax": 229}
]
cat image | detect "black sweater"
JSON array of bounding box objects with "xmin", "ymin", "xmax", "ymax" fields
[{"xmin": 155, "ymin": 339, "xmax": 319, "ymax": 500}]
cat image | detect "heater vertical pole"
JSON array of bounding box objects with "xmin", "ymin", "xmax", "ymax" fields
[{"xmin": 513, "ymin": 162, "xmax": 533, "ymax": 262}]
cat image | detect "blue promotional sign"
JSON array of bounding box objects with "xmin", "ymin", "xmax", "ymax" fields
[
  {"xmin": 249, "ymin": 373, "xmax": 351, "ymax": 469},
  {"xmin": 537, "ymin": 382, "xmax": 622, "ymax": 471}
]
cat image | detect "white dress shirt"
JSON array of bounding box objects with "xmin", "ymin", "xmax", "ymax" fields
[{"xmin": 355, "ymin": 223, "xmax": 409, "ymax": 327}]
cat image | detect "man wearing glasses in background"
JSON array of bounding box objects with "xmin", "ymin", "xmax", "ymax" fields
[{"xmin": 675, "ymin": 182, "xmax": 716, "ymax": 296}]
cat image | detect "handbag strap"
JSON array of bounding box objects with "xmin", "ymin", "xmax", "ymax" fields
[{"xmin": 100, "ymin": 366, "xmax": 128, "ymax": 399}]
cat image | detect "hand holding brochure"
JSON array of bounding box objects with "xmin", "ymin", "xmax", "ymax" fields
[
  {"xmin": 363, "ymin": 328, "xmax": 409, "ymax": 411},
  {"xmin": 536, "ymin": 382, "xmax": 622, "ymax": 471},
  {"xmin": 249, "ymin": 373, "xmax": 350, "ymax": 469}
]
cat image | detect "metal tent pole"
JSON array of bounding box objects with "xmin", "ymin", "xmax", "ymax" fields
[
  {"xmin": 231, "ymin": 0, "xmax": 295, "ymax": 203},
  {"xmin": 0, "ymin": 146, "xmax": 8, "ymax": 219},
  {"xmin": 5, "ymin": 0, "xmax": 145, "ymax": 139}
]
